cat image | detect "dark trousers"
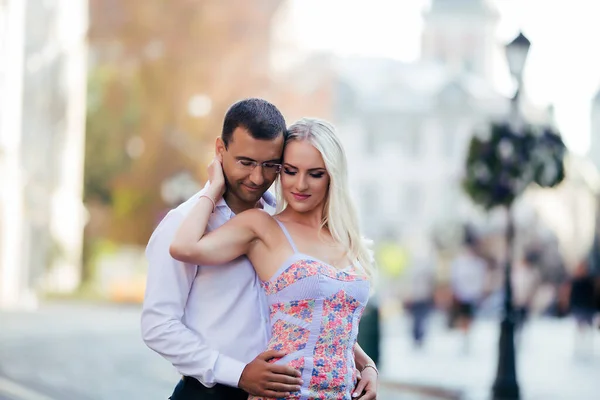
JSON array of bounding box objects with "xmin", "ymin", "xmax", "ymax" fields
[
  {"xmin": 408, "ymin": 300, "xmax": 432, "ymax": 345},
  {"xmin": 169, "ymin": 377, "xmax": 248, "ymax": 400}
]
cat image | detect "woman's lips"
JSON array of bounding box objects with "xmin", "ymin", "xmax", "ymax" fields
[{"xmin": 292, "ymin": 193, "xmax": 311, "ymax": 201}]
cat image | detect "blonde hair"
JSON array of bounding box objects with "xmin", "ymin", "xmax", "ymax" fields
[{"xmin": 276, "ymin": 118, "xmax": 375, "ymax": 280}]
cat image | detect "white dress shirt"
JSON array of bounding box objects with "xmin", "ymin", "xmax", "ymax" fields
[{"xmin": 141, "ymin": 187, "xmax": 275, "ymax": 388}]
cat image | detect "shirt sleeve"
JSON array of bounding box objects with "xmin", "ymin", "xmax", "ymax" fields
[{"xmin": 140, "ymin": 210, "xmax": 247, "ymax": 387}]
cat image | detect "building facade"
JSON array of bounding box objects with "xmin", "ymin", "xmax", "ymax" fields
[
  {"xmin": 589, "ymin": 89, "xmax": 600, "ymax": 171},
  {"xmin": 332, "ymin": 0, "xmax": 509, "ymax": 254},
  {"xmin": 0, "ymin": 0, "xmax": 88, "ymax": 309}
]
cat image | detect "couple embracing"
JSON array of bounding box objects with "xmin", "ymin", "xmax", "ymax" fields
[{"xmin": 142, "ymin": 98, "xmax": 378, "ymax": 400}]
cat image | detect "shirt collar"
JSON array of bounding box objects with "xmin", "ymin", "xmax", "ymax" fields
[{"xmin": 261, "ymin": 190, "xmax": 277, "ymax": 208}]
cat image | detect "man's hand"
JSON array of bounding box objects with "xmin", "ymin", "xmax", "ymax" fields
[
  {"xmin": 352, "ymin": 367, "xmax": 377, "ymax": 399},
  {"xmin": 238, "ymin": 350, "xmax": 303, "ymax": 398}
]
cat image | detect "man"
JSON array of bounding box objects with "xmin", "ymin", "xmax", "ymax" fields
[
  {"xmin": 450, "ymin": 233, "xmax": 487, "ymax": 354},
  {"xmin": 142, "ymin": 99, "xmax": 377, "ymax": 399},
  {"xmin": 141, "ymin": 99, "xmax": 301, "ymax": 399}
]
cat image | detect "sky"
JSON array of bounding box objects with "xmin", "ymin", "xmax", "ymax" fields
[{"xmin": 288, "ymin": 0, "xmax": 600, "ymax": 155}]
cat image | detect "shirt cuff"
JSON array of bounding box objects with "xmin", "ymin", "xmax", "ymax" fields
[{"xmin": 213, "ymin": 354, "xmax": 247, "ymax": 388}]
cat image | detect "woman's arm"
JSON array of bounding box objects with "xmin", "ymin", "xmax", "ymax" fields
[
  {"xmin": 352, "ymin": 343, "xmax": 378, "ymax": 399},
  {"xmin": 169, "ymin": 156, "xmax": 262, "ymax": 266},
  {"xmin": 353, "ymin": 342, "xmax": 375, "ymax": 372},
  {"xmin": 169, "ymin": 190, "xmax": 263, "ymax": 266}
]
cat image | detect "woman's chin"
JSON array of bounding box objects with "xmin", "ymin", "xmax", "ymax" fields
[{"xmin": 286, "ymin": 201, "xmax": 314, "ymax": 213}]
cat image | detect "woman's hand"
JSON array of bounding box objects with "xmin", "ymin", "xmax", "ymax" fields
[
  {"xmin": 352, "ymin": 366, "xmax": 378, "ymax": 399},
  {"xmin": 206, "ymin": 154, "xmax": 226, "ymax": 200}
]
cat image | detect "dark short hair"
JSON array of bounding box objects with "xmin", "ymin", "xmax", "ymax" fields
[{"xmin": 221, "ymin": 98, "xmax": 286, "ymax": 147}]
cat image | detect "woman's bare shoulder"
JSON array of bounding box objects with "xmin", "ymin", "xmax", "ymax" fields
[
  {"xmin": 236, "ymin": 208, "xmax": 278, "ymax": 226},
  {"xmin": 237, "ymin": 209, "xmax": 283, "ymax": 250}
]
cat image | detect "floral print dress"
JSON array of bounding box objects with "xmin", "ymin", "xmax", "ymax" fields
[{"xmin": 249, "ymin": 219, "xmax": 370, "ymax": 400}]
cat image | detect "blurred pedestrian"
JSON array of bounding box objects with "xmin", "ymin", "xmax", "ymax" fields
[
  {"xmin": 405, "ymin": 253, "xmax": 436, "ymax": 348},
  {"xmin": 569, "ymin": 262, "xmax": 596, "ymax": 358},
  {"xmin": 512, "ymin": 250, "xmax": 541, "ymax": 344},
  {"xmin": 450, "ymin": 234, "xmax": 487, "ymax": 354}
]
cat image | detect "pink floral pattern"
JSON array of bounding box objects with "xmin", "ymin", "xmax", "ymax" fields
[
  {"xmin": 269, "ymin": 320, "xmax": 309, "ymax": 354},
  {"xmin": 262, "ymin": 259, "xmax": 364, "ymax": 295},
  {"xmin": 270, "ymin": 299, "xmax": 314, "ymax": 323},
  {"xmin": 255, "ymin": 257, "xmax": 369, "ymax": 399},
  {"xmin": 309, "ymin": 291, "xmax": 363, "ymax": 397}
]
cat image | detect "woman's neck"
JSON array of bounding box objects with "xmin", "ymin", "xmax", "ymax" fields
[{"xmin": 279, "ymin": 205, "xmax": 325, "ymax": 229}]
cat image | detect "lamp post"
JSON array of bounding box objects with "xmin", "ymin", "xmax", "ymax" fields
[
  {"xmin": 492, "ymin": 31, "xmax": 530, "ymax": 400},
  {"xmin": 505, "ymin": 32, "xmax": 531, "ymax": 131}
]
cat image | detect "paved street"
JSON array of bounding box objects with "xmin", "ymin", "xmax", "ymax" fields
[
  {"xmin": 379, "ymin": 313, "xmax": 600, "ymax": 400},
  {"xmin": 1, "ymin": 302, "xmax": 599, "ymax": 399},
  {"xmin": 0, "ymin": 303, "xmax": 179, "ymax": 400},
  {"xmin": 0, "ymin": 302, "xmax": 428, "ymax": 400}
]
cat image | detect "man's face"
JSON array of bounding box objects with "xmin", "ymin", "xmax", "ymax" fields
[{"xmin": 217, "ymin": 127, "xmax": 284, "ymax": 205}]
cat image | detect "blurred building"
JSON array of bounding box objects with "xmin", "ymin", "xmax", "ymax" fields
[
  {"xmin": 0, "ymin": 0, "xmax": 88, "ymax": 309},
  {"xmin": 269, "ymin": 2, "xmax": 335, "ymax": 122},
  {"xmin": 272, "ymin": 0, "xmax": 590, "ymax": 279},
  {"xmin": 589, "ymin": 89, "xmax": 600, "ymax": 171},
  {"xmin": 520, "ymin": 155, "xmax": 600, "ymax": 275},
  {"xmin": 332, "ymin": 0, "xmax": 510, "ymax": 251}
]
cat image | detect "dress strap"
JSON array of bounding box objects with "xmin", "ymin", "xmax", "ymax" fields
[{"xmin": 274, "ymin": 219, "xmax": 299, "ymax": 253}]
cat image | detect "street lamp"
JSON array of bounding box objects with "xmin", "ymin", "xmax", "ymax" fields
[
  {"xmin": 505, "ymin": 32, "xmax": 530, "ymax": 83},
  {"xmin": 505, "ymin": 32, "xmax": 531, "ymax": 131},
  {"xmin": 492, "ymin": 31, "xmax": 531, "ymax": 400}
]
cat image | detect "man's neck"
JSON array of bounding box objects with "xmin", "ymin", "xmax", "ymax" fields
[{"xmin": 223, "ymin": 192, "xmax": 261, "ymax": 215}]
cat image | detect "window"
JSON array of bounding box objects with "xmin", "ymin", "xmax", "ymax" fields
[
  {"xmin": 400, "ymin": 183, "xmax": 421, "ymax": 219},
  {"xmin": 406, "ymin": 120, "xmax": 422, "ymax": 157},
  {"xmin": 364, "ymin": 128, "xmax": 376, "ymax": 155},
  {"xmin": 443, "ymin": 120, "xmax": 459, "ymax": 160},
  {"xmin": 361, "ymin": 181, "xmax": 378, "ymax": 221},
  {"xmin": 365, "ymin": 115, "xmax": 422, "ymax": 158}
]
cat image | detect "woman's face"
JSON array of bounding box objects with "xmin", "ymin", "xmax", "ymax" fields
[{"xmin": 281, "ymin": 140, "xmax": 330, "ymax": 214}]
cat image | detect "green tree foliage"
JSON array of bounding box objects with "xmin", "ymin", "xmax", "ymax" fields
[
  {"xmin": 463, "ymin": 122, "xmax": 566, "ymax": 210},
  {"xmin": 84, "ymin": 65, "xmax": 141, "ymax": 204},
  {"xmin": 85, "ymin": 0, "xmax": 283, "ymax": 246}
]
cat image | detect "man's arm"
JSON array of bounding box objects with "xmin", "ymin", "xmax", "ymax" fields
[
  {"xmin": 141, "ymin": 210, "xmax": 302, "ymax": 397},
  {"xmin": 141, "ymin": 210, "xmax": 245, "ymax": 387}
]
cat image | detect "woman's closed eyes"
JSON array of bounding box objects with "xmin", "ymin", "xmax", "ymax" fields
[{"xmin": 283, "ymin": 168, "xmax": 325, "ymax": 178}]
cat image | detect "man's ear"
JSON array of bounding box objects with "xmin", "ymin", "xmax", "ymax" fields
[{"xmin": 215, "ymin": 137, "xmax": 226, "ymax": 157}]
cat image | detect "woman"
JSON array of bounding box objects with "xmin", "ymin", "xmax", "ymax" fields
[{"xmin": 170, "ymin": 118, "xmax": 377, "ymax": 399}]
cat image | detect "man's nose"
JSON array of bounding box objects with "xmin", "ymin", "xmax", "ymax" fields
[{"xmin": 248, "ymin": 165, "xmax": 265, "ymax": 186}]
